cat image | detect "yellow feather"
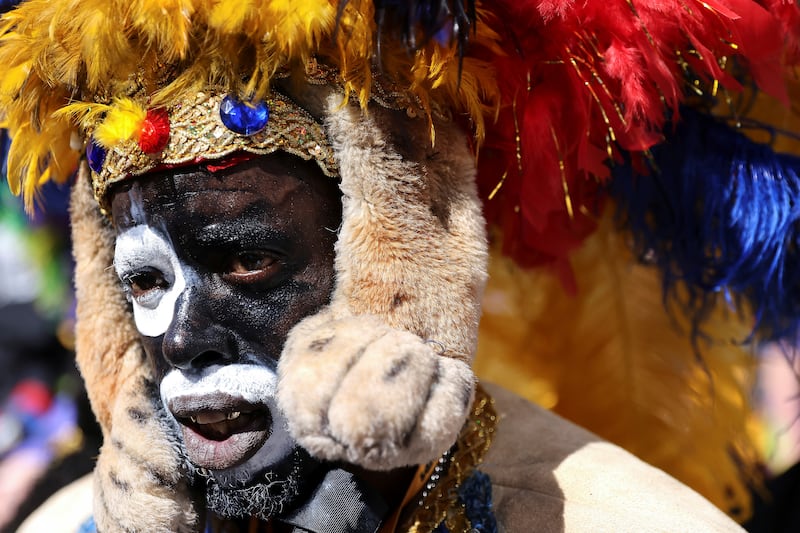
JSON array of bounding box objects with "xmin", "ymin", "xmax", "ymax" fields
[
  {"xmin": 332, "ymin": 0, "xmax": 375, "ymax": 108},
  {"xmin": 5, "ymin": 132, "xmax": 26, "ymax": 197},
  {"xmin": 263, "ymin": 0, "xmax": 336, "ymax": 55},
  {"xmin": 75, "ymin": 1, "xmax": 137, "ymax": 90},
  {"xmin": 475, "ymin": 210, "xmax": 760, "ymax": 521},
  {"xmin": 23, "ymin": 152, "xmax": 42, "ymax": 212},
  {"xmin": 208, "ymin": 0, "xmax": 256, "ymax": 35},
  {"xmin": 452, "ymin": 58, "xmax": 500, "ymax": 146},
  {"xmin": 52, "ymin": 102, "xmax": 111, "ymax": 130},
  {"xmin": 47, "ymin": 125, "xmax": 81, "ymax": 184},
  {"xmin": 130, "ymin": 0, "xmax": 195, "ymax": 61},
  {"xmin": 94, "ymin": 98, "xmax": 147, "ymax": 147},
  {"xmin": 4, "ymin": 108, "xmax": 78, "ymax": 213},
  {"xmin": 0, "ymin": 63, "xmax": 31, "ymax": 97}
]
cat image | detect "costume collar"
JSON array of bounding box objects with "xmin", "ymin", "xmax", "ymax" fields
[
  {"xmin": 400, "ymin": 383, "xmax": 497, "ymax": 533},
  {"xmin": 204, "ymin": 384, "xmax": 497, "ymax": 533}
]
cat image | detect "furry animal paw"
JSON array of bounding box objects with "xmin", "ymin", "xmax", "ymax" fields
[{"xmin": 278, "ymin": 312, "xmax": 476, "ymax": 470}]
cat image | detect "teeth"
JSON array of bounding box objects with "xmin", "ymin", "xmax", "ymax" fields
[
  {"xmin": 185, "ymin": 412, "xmax": 242, "ymax": 425},
  {"xmin": 197, "ymin": 412, "xmax": 224, "ymax": 424}
]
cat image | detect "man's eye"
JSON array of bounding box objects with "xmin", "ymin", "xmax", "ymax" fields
[
  {"xmin": 124, "ymin": 268, "xmax": 169, "ymax": 299},
  {"xmin": 224, "ymin": 251, "xmax": 278, "ymax": 282}
]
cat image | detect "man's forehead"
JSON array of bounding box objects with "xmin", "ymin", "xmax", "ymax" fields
[{"xmin": 110, "ymin": 155, "xmax": 316, "ymax": 230}]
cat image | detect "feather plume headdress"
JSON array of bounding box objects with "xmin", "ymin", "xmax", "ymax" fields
[
  {"xmin": 0, "ymin": 0, "xmax": 796, "ymax": 260},
  {"xmin": 0, "ymin": 0, "xmax": 500, "ymax": 210},
  {"xmin": 0, "ymin": 1, "xmax": 797, "ymax": 340}
]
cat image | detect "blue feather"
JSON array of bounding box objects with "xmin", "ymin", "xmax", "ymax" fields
[
  {"xmin": 611, "ymin": 108, "xmax": 800, "ymax": 341},
  {"xmin": 372, "ymin": 0, "xmax": 473, "ymax": 48},
  {"xmin": 337, "ymin": 0, "xmax": 475, "ymax": 75}
]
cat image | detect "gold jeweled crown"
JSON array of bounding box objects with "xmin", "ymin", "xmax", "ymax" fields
[{"xmin": 85, "ymin": 89, "xmax": 338, "ymax": 211}]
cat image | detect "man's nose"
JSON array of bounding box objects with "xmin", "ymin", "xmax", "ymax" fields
[{"xmin": 161, "ymin": 288, "xmax": 235, "ymax": 371}]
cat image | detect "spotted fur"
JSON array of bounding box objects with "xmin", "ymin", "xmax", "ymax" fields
[{"xmin": 277, "ymin": 84, "xmax": 486, "ymax": 470}]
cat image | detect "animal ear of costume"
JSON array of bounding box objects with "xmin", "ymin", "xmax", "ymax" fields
[
  {"xmin": 71, "ymin": 164, "xmax": 198, "ymax": 531},
  {"xmin": 278, "ymin": 82, "xmax": 488, "ymax": 470}
]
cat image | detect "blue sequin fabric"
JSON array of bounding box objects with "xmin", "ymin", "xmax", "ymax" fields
[{"xmin": 434, "ymin": 469, "xmax": 498, "ymax": 533}]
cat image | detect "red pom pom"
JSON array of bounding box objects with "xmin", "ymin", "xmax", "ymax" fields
[{"xmin": 138, "ymin": 108, "xmax": 170, "ymax": 154}]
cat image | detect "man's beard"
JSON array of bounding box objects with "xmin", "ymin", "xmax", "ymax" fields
[
  {"xmin": 154, "ymin": 394, "xmax": 320, "ymax": 522},
  {"xmin": 192, "ymin": 446, "xmax": 321, "ymax": 521},
  {"xmin": 154, "ymin": 364, "xmax": 321, "ymax": 521}
]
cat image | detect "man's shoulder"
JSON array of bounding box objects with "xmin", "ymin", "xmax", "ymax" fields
[
  {"xmin": 480, "ymin": 382, "xmax": 744, "ymax": 532},
  {"xmin": 18, "ymin": 385, "xmax": 746, "ymax": 533}
]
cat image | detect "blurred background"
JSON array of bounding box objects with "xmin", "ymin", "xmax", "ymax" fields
[{"xmin": 0, "ymin": 171, "xmax": 101, "ymax": 532}]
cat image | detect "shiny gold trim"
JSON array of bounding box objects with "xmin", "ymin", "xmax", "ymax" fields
[
  {"xmin": 92, "ymin": 90, "xmax": 338, "ymax": 210},
  {"xmin": 404, "ymin": 383, "xmax": 497, "ymax": 533}
]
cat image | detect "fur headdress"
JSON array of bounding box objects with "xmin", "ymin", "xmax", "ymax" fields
[{"xmin": 1, "ymin": 0, "xmax": 799, "ymax": 529}]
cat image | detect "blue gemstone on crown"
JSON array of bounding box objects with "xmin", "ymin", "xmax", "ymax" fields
[
  {"xmin": 86, "ymin": 139, "xmax": 106, "ymax": 174},
  {"xmin": 219, "ymin": 95, "xmax": 270, "ymax": 136}
]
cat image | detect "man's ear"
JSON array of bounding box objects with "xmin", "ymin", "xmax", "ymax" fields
[
  {"xmin": 70, "ymin": 164, "xmax": 198, "ymax": 531},
  {"xmin": 278, "ymin": 82, "xmax": 488, "ymax": 470}
]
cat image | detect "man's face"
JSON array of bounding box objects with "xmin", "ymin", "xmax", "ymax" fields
[{"xmin": 110, "ymin": 153, "xmax": 341, "ymax": 518}]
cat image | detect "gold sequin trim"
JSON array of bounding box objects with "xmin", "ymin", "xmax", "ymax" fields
[
  {"xmin": 404, "ymin": 383, "xmax": 497, "ymax": 533},
  {"xmin": 92, "ymin": 90, "xmax": 338, "ymax": 209}
]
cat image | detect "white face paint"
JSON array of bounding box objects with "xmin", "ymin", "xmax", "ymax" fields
[
  {"xmin": 114, "ymin": 225, "xmax": 188, "ymax": 337},
  {"xmin": 117, "ymin": 226, "xmax": 296, "ymax": 481},
  {"xmin": 161, "ymin": 364, "xmax": 294, "ymax": 485}
]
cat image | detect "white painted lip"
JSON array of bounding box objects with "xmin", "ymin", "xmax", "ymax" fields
[
  {"xmin": 161, "ymin": 364, "xmax": 295, "ymax": 485},
  {"xmin": 173, "ymin": 396, "xmax": 271, "ymax": 470},
  {"xmin": 161, "ymin": 364, "xmax": 281, "ymax": 406}
]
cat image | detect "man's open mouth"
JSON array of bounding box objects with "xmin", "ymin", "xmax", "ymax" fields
[{"xmin": 169, "ymin": 393, "xmax": 272, "ymax": 470}]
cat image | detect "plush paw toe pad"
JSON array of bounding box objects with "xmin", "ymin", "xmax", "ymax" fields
[{"xmin": 278, "ymin": 314, "xmax": 475, "ymax": 470}]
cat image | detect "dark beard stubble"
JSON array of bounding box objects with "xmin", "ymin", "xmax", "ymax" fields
[{"xmin": 198, "ymin": 447, "xmax": 320, "ymax": 521}]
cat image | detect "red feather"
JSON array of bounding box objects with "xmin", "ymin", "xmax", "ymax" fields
[
  {"xmin": 761, "ymin": 0, "xmax": 800, "ymax": 66},
  {"xmin": 475, "ymin": 0, "xmax": 795, "ymax": 272}
]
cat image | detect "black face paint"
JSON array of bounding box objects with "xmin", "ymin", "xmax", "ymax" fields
[
  {"xmin": 110, "ymin": 153, "xmax": 342, "ymax": 518},
  {"xmin": 112, "ymin": 153, "xmax": 340, "ymax": 381}
]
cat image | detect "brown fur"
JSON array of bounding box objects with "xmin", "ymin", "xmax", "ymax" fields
[
  {"xmin": 278, "ymin": 86, "xmax": 487, "ymax": 469},
  {"xmin": 279, "ymin": 313, "xmax": 475, "ymax": 470},
  {"xmin": 70, "ymin": 83, "xmax": 488, "ymax": 526}
]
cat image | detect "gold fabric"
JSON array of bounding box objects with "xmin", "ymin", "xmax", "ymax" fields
[{"xmin": 93, "ymin": 90, "xmax": 338, "ymax": 210}]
